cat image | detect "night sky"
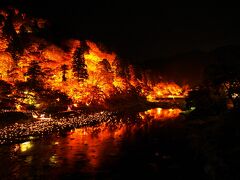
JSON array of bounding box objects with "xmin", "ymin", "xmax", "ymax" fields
[{"xmin": 2, "ymin": 1, "xmax": 240, "ymax": 68}]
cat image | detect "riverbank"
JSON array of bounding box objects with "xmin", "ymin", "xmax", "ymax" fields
[{"xmin": 0, "ymin": 111, "xmax": 118, "ymax": 145}]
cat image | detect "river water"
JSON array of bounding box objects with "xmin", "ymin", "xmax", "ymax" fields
[{"xmin": 0, "ymin": 108, "xmax": 206, "ymax": 180}]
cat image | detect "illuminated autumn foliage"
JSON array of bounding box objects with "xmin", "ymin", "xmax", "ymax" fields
[
  {"xmin": 146, "ymin": 82, "xmax": 190, "ymax": 102},
  {"xmin": 0, "ymin": 8, "xmax": 189, "ymax": 111}
]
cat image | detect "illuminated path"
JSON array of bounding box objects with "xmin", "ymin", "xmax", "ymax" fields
[{"xmin": 0, "ymin": 111, "xmax": 117, "ymax": 145}]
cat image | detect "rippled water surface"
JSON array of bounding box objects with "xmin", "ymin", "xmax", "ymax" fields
[{"xmin": 0, "ymin": 108, "xmax": 204, "ymax": 179}]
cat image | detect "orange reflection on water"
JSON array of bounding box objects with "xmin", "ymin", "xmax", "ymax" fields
[
  {"xmin": 60, "ymin": 109, "xmax": 181, "ymax": 170},
  {"xmin": 5, "ymin": 109, "xmax": 182, "ymax": 177},
  {"xmin": 60, "ymin": 123, "xmax": 139, "ymax": 170},
  {"xmin": 139, "ymin": 108, "xmax": 182, "ymax": 120}
]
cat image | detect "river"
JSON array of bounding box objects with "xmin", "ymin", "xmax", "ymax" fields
[{"xmin": 0, "ymin": 108, "xmax": 206, "ymax": 179}]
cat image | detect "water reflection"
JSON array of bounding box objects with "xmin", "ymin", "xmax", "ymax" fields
[
  {"xmin": 20, "ymin": 141, "xmax": 33, "ymax": 152},
  {"xmin": 139, "ymin": 108, "xmax": 182, "ymax": 120},
  {"xmin": 60, "ymin": 123, "xmax": 140, "ymax": 170},
  {"xmin": 0, "ymin": 108, "xmax": 182, "ymax": 179},
  {"xmin": 49, "ymin": 155, "xmax": 58, "ymax": 165}
]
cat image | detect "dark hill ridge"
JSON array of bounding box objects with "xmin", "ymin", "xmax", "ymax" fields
[{"xmin": 139, "ymin": 45, "xmax": 240, "ymax": 86}]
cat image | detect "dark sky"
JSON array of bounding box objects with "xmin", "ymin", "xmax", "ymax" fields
[{"xmin": 2, "ymin": 1, "xmax": 240, "ymax": 66}]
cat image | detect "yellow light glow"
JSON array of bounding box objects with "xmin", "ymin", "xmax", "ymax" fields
[
  {"xmin": 49, "ymin": 155, "xmax": 58, "ymax": 164},
  {"xmin": 157, "ymin": 108, "xmax": 162, "ymax": 114},
  {"xmin": 20, "ymin": 141, "xmax": 33, "ymax": 152},
  {"xmin": 16, "ymin": 104, "xmax": 22, "ymax": 111}
]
